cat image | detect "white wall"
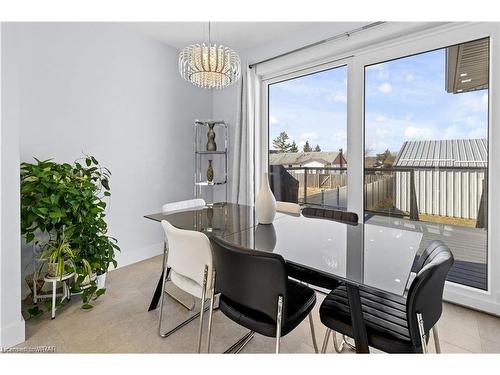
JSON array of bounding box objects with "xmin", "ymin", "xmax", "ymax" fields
[
  {"xmin": 1, "ymin": 22, "xmax": 26, "ymax": 349},
  {"xmin": 1, "ymin": 22, "xmax": 212, "ymax": 320}
]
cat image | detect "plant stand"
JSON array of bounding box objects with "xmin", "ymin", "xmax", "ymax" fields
[{"xmin": 33, "ymin": 272, "xmax": 75, "ymax": 319}]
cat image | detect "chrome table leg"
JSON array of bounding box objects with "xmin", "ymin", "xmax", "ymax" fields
[
  {"xmin": 206, "ymin": 271, "xmax": 216, "ymax": 353},
  {"xmin": 149, "ymin": 240, "xmax": 168, "ymax": 311},
  {"xmin": 197, "ymin": 266, "xmax": 208, "ymax": 353},
  {"xmin": 275, "ymin": 295, "xmax": 283, "ymax": 354},
  {"xmin": 308, "ymin": 312, "xmax": 319, "ymax": 353},
  {"xmin": 321, "ymin": 329, "xmax": 332, "ymax": 353},
  {"xmin": 157, "ymin": 244, "xmax": 170, "ymax": 337},
  {"xmin": 432, "ymin": 325, "xmax": 441, "ymax": 353}
]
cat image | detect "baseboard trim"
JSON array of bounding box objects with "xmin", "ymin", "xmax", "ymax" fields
[
  {"xmin": 0, "ymin": 318, "xmax": 25, "ymax": 349},
  {"xmin": 444, "ymin": 288, "xmax": 500, "ymax": 316}
]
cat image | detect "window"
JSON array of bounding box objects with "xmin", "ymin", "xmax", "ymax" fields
[
  {"xmin": 267, "ymin": 65, "xmax": 348, "ymax": 208},
  {"xmin": 363, "ymin": 38, "xmax": 489, "ymax": 290}
]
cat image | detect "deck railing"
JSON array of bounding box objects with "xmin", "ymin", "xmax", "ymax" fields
[{"xmin": 277, "ymin": 165, "xmax": 487, "ymax": 227}]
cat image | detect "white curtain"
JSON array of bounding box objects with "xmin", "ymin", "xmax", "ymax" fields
[{"xmin": 232, "ymin": 67, "xmax": 259, "ymax": 205}]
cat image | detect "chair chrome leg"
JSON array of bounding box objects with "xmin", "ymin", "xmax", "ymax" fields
[
  {"xmin": 308, "ymin": 313, "xmax": 319, "ymax": 353},
  {"xmin": 332, "ymin": 331, "xmax": 345, "ymax": 353},
  {"xmin": 234, "ymin": 331, "xmax": 255, "ymax": 354},
  {"xmin": 159, "ymin": 304, "xmax": 210, "ymax": 339},
  {"xmin": 341, "ymin": 335, "xmax": 356, "ymax": 351},
  {"xmin": 206, "ymin": 270, "xmax": 216, "ymax": 353},
  {"xmin": 165, "ymin": 287, "xmax": 196, "ymax": 311},
  {"xmin": 416, "ymin": 313, "xmax": 428, "ymax": 354},
  {"xmin": 223, "ymin": 331, "xmax": 255, "ymax": 353},
  {"xmin": 321, "ymin": 328, "xmax": 332, "ymax": 353},
  {"xmin": 158, "ymin": 246, "xmax": 209, "ymax": 339},
  {"xmin": 197, "ymin": 265, "xmax": 209, "ymax": 353},
  {"xmin": 275, "ymin": 295, "xmax": 283, "ymax": 354},
  {"xmin": 432, "ymin": 325, "xmax": 441, "ymax": 354}
]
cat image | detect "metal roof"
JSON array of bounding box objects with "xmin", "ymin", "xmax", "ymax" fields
[
  {"xmin": 446, "ymin": 38, "xmax": 489, "ymax": 94},
  {"xmin": 269, "ymin": 151, "xmax": 342, "ymax": 166},
  {"xmin": 393, "ymin": 139, "xmax": 487, "ymax": 168}
]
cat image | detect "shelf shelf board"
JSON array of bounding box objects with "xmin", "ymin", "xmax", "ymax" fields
[
  {"xmin": 195, "ymin": 151, "xmax": 226, "ymax": 155},
  {"xmin": 195, "ymin": 181, "xmax": 227, "ymax": 186}
]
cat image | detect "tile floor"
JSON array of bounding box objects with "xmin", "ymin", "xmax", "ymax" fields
[{"xmin": 14, "ymin": 255, "xmax": 500, "ymax": 354}]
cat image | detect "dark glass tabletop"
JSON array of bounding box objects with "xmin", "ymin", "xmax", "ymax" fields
[{"xmin": 145, "ymin": 203, "xmax": 422, "ymax": 296}]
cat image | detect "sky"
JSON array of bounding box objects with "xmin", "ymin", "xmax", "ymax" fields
[{"xmin": 269, "ymin": 46, "xmax": 488, "ymax": 156}]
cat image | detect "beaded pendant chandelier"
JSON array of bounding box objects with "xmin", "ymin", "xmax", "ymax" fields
[{"xmin": 179, "ymin": 23, "xmax": 241, "ymax": 89}]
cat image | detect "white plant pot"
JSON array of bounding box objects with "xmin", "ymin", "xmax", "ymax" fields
[
  {"xmin": 255, "ymin": 172, "xmax": 276, "ymax": 224},
  {"xmin": 77, "ymin": 272, "xmax": 97, "ymax": 290},
  {"xmin": 96, "ymin": 273, "xmax": 107, "ymax": 289}
]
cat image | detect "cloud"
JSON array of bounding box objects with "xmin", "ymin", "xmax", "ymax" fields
[
  {"xmin": 269, "ymin": 115, "xmax": 279, "ymax": 125},
  {"xmin": 300, "ymin": 132, "xmax": 319, "ymax": 142},
  {"xmin": 378, "ymin": 82, "xmax": 392, "ymax": 94},
  {"xmin": 377, "ymin": 69, "xmax": 389, "ymax": 80},
  {"xmin": 375, "ymin": 115, "xmax": 388, "ymax": 123},
  {"xmin": 467, "ymin": 128, "xmax": 488, "ymax": 139},
  {"xmin": 330, "ymin": 91, "xmax": 347, "ymax": 103},
  {"xmin": 366, "ymin": 63, "xmax": 390, "ymax": 80},
  {"xmin": 405, "ymin": 74, "xmax": 415, "ymax": 82},
  {"xmin": 331, "ymin": 131, "xmax": 347, "ymax": 144},
  {"xmin": 404, "ymin": 126, "xmax": 435, "ymax": 140},
  {"xmin": 376, "ymin": 128, "xmax": 392, "ymax": 137},
  {"xmin": 460, "ymin": 93, "xmax": 488, "ymax": 112}
]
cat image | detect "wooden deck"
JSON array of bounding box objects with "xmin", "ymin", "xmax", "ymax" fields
[{"xmin": 366, "ymin": 215, "xmax": 487, "ymax": 290}]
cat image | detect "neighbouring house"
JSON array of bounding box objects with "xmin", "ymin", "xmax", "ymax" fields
[
  {"xmin": 269, "ymin": 150, "xmax": 348, "ymax": 208},
  {"xmin": 393, "ymin": 138, "xmax": 487, "ymax": 222},
  {"xmin": 269, "ymin": 150, "xmax": 347, "ymax": 170}
]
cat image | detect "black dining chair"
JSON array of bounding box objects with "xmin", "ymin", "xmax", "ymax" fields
[
  {"xmin": 301, "ymin": 206, "xmax": 359, "ymax": 224},
  {"xmin": 319, "ymin": 240, "xmax": 454, "ymax": 354},
  {"xmin": 286, "ymin": 206, "xmax": 358, "ymax": 291},
  {"xmin": 207, "ymin": 236, "xmax": 318, "ymax": 354}
]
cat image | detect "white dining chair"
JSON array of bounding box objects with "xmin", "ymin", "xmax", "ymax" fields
[
  {"xmin": 276, "ymin": 201, "xmax": 301, "ymax": 215},
  {"xmin": 162, "ymin": 198, "xmax": 206, "ymax": 214},
  {"xmin": 160, "ymin": 199, "xmax": 206, "ymax": 310},
  {"xmin": 158, "ymin": 220, "xmax": 215, "ymax": 353}
]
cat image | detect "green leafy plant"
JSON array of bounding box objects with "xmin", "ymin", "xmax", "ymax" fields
[
  {"xmin": 21, "ymin": 156, "xmax": 120, "ymax": 310},
  {"xmin": 37, "ymin": 230, "xmax": 79, "ymax": 279}
]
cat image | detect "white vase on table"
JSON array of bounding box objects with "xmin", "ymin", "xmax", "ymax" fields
[{"xmin": 255, "ymin": 172, "xmax": 276, "ymax": 224}]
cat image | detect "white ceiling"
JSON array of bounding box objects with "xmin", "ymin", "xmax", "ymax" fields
[{"xmin": 126, "ymin": 22, "xmax": 358, "ymax": 52}]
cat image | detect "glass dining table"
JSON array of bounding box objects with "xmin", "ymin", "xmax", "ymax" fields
[{"xmin": 144, "ymin": 202, "xmax": 423, "ymax": 353}]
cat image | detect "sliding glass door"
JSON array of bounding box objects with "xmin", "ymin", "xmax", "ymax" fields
[
  {"xmin": 266, "ymin": 64, "xmax": 348, "ymax": 208},
  {"xmin": 262, "ymin": 23, "xmax": 498, "ymax": 312},
  {"xmin": 363, "ymin": 38, "xmax": 490, "ymax": 292}
]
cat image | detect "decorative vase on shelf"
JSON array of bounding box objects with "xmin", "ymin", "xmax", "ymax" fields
[
  {"xmin": 255, "ymin": 172, "xmax": 276, "ymax": 224},
  {"xmin": 206, "ymin": 160, "xmax": 214, "ymax": 183},
  {"xmin": 206, "ymin": 123, "xmax": 217, "ymax": 151}
]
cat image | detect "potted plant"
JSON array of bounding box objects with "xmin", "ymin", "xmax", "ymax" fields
[
  {"xmin": 21, "ymin": 155, "xmax": 119, "ymax": 310},
  {"xmin": 38, "ymin": 231, "xmax": 78, "ymax": 279}
]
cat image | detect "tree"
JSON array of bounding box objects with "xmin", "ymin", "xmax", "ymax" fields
[
  {"xmin": 314, "ymin": 144, "xmax": 321, "ymax": 152},
  {"xmin": 375, "ymin": 149, "xmax": 395, "ymax": 167},
  {"xmin": 303, "ymin": 140, "xmax": 312, "ymax": 152},
  {"xmin": 272, "ymin": 132, "xmax": 294, "ymax": 153},
  {"xmin": 289, "ymin": 141, "xmax": 298, "ymax": 153}
]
